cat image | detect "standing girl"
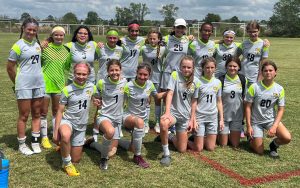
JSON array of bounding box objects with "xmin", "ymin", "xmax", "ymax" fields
[
  {"xmin": 160, "ymin": 56, "xmax": 200, "ymax": 166},
  {"xmin": 119, "ymin": 63, "xmax": 166, "ymax": 168},
  {"xmin": 245, "ymin": 60, "xmax": 291, "ymax": 157},
  {"xmin": 189, "ymin": 22, "xmax": 215, "ymax": 78},
  {"xmin": 237, "ymin": 21, "xmax": 269, "ymax": 87},
  {"xmin": 40, "ymin": 26, "xmax": 71, "ymax": 149},
  {"xmin": 7, "ymin": 17, "xmax": 44, "ymax": 155},
  {"xmin": 87, "ymin": 60, "xmax": 127, "ymax": 170},
  {"xmin": 53, "ymin": 62, "xmax": 97, "ymax": 176},
  {"xmin": 65, "ymin": 25, "xmax": 99, "ymax": 84},
  {"xmin": 140, "ymin": 30, "xmax": 165, "ymax": 133},
  {"xmin": 189, "ymin": 57, "xmax": 224, "ymax": 152},
  {"xmin": 120, "ymin": 20, "xmax": 145, "ymax": 81},
  {"xmin": 218, "ymin": 57, "xmax": 246, "ymax": 147}
]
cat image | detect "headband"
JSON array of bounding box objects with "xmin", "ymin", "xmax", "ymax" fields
[
  {"xmin": 223, "ymin": 30, "xmax": 236, "ymax": 36},
  {"xmin": 128, "ymin": 23, "xmax": 140, "ymax": 29},
  {"xmin": 107, "ymin": 30, "xmax": 119, "ymax": 37},
  {"xmin": 52, "ymin": 26, "xmax": 65, "ymax": 34}
]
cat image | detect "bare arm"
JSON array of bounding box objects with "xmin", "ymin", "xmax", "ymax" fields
[
  {"xmin": 268, "ymin": 106, "xmax": 285, "ymax": 137},
  {"xmin": 217, "ymin": 96, "xmax": 224, "ymax": 131},
  {"xmin": 245, "ymin": 101, "xmax": 253, "ymax": 137},
  {"xmin": 6, "ymin": 61, "xmax": 16, "ymax": 85},
  {"xmin": 53, "ymin": 104, "xmax": 65, "ymax": 144},
  {"xmin": 155, "ymin": 90, "xmax": 167, "ymax": 100}
]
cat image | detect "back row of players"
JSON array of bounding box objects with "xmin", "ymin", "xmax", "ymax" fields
[{"xmin": 7, "ymin": 17, "xmax": 291, "ymax": 176}]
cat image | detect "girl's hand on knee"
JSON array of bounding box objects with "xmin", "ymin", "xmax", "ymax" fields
[{"xmin": 267, "ymin": 125, "xmax": 277, "ymax": 138}]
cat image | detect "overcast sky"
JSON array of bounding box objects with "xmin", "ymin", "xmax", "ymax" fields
[{"xmin": 0, "ymin": 0, "xmax": 278, "ymax": 21}]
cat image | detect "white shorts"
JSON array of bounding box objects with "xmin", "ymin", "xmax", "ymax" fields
[
  {"xmin": 219, "ymin": 121, "xmax": 243, "ymax": 134},
  {"xmin": 194, "ymin": 120, "xmax": 218, "ymax": 137},
  {"xmin": 16, "ymin": 88, "xmax": 45, "ymax": 99},
  {"xmin": 60, "ymin": 119, "xmax": 86, "ymax": 147},
  {"xmin": 96, "ymin": 116, "xmax": 122, "ymax": 140}
]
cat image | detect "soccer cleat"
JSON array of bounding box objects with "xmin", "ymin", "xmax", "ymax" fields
[
  {"xmin": 154, "ymin": 123, "xmax": 160, "ymax": 133},
  {"xmin": 269, "ymin": 141, "xmax": 279, "ymax": 158},
  {"xmin": 31, "ymin": 143, "xmax": 42, "ymax": 154},
  {"xmin": 99, "ymin": 158, "xmax": 109, "ymax": 170},
  {"xmin": 83, "ymin": 137, "xmax": 95, "ymax": 149},
  {"xmin": 133, "ymin": 155, "xmax": 150, "ymax": 168},
  {"xmin": 64, "ymin": 163, "xmax": 80, "ymax": 176},
  {"xmin": 160, "ymin": 155, "xmax": 171, "ymax": 167},
  {"xmin": 19, "ymin": 144, "xmax": 34, "ymax": 156},
  {"xmin": 144, "ymin": 125, "xmax": 150, "ymax": 134},
  {"xmin": 41, "ymin": 137, "xmax": 52, "ymax": 149},
  {"xmin": 108, "ymin": 147, "xmax": 117, "ymax": 157},
  {"xmin": 169, "ymin": 125, "xmax": 176, "ymax": 135}
]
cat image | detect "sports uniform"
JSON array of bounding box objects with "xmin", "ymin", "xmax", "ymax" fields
[
  {"xmin": 195, "ymin": 76, "xmax": 222, "ymax": 136},
  {"xmin": 42, "ymin": 42, "xmax": 71, "ymax": 94},
  {"xmin": 189, "ymin": 39, "xmax": 215, "ymax": 78},
  {"xmin": 237, "ymin": 38, "xmax": 269, "ymax": 86},
  {"xmin": 213, "ymin": 42, "xmax": 240, "ymax": 78},
  {"xmin": 219, "ymin": 74, "xmax": 246, "ymax": 134},
  {"xmin": 161, "ymin": 35, "xmax": 190, "ymax": 89},
  {"xmin": 65, "ymin": 41, "xmax": 99, "ymax": 84},
  {"xmin": 120, "ymin": 36, "xmax": 145, "ymax": 80},
  {"xmin": 245, "ymin": 81, "xmax": 285, "ymax": 138},
  {"xmin": 167, "ymin": 71, "xmax": 200, "ymax": 132},
  {"xmin": 8, "ymin": 39, "xmax": 45, "ymax": 99},
  {"xmin": 97, "ymin": 44, "xmax": 123, "ymax": 81},
  {"xmin": 59, "ymin": 82, "xmax": 96, "ymax": 146},
  {"xmin": 96, "ymin": 77, "xmax": 127, "ymax": 139}
]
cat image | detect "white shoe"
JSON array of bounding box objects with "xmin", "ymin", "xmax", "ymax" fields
[
  {"xmin": 19, "ymin": 144, "xmax": 34, "ymax": 156},
  {"xmin": 154, "ymin": 123, "xmax": 160, "ymax": 133},
  {"xmin": 31, "ymin": 143, "xmax": 42, "ymax": 154},
  {"xmin": 144, "ymin": 125, "xmax": 150, "ymax": 134}
]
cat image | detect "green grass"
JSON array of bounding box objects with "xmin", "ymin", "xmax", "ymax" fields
[{"xmin": 0, "ymin": 33, "xmax": 300, "ymax": 187}]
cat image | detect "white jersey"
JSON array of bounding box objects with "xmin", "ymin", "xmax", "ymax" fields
[
  {"xmin": 196, "ymin": 76, "xmax": 222, "ymax": 122},
  {"xmin": 189, "ymin": 39, "xmax": 215, "ymax": 78},
  {"xmin": 8, "ymin": 39, "xmax": 44, "ymax": 90},
  {"xmin": 97, "ymin": 77, "xmax": 127, "ymax": 123},
  {"xmin": 60, "ymin": 82, "xmax": 97, "ymax": 131},
  {"xmin": 245, "ymin": 81, "xmax": 285, "ymax": 125},
  {"xmin": 168, "ymin": 71, "xmax": 200, "ymax": 120},
  {"xmin": 124, "ymin": 80, "xmax": 157, "ymax": 120},
  {"xmin": 65, "ymin": 41, "xmax": 99, "ymax": 83},
  {"xmin": 97, "ymin": 44, "xmax": 123, "ymax": 80},
  {"xmin": 214, "ymin": 42, "xmax": 240, "ymax": 78},
  {"xmin": 140, "ymin": 44, "xmax": 165, "ymax": 84},
  {"xmin": 120, "ymin": 36, "xmax": 145, "ymax": 79}
]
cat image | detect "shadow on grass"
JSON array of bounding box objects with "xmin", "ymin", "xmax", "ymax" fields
[
  {"xmin": 45, "ymin": 149, "xmax": 62, "ymax": 171},
  {"xmin": 239, "ymin": 140, "xmax": 271, "ymax": 156},
  {"xmin": 0, "ymin": 134, "xmax": 18, "ymax": 151}
]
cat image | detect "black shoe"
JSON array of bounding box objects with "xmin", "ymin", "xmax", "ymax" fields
[
  {"xmin": 99, "ymin": 158, "xmax": 108, "ymax": 170},
  {"xmin": 269, "ymin": 141, "xmax": 279, "ymax": 158},
  {"xmin": 83, "ymin": 137, "xmax": 95, "ymax": 149}
]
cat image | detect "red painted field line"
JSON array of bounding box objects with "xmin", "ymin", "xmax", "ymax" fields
[{"xmin": 189, "ymin": 151, "xmax": 300, "ymax": 186}]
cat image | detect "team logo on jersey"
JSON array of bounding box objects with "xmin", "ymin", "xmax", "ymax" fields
[
  {"xmin": 187, "ymin": 84, "xmax": 195, "ymax": 93},
  {"xmin": 255, "ymin": 48, "xmax": 261, "ymax": 55},
  {"xmin": 213, "ymin": 86, "xmax": 219, "ymax": 92},
  {"xmin": 146, "ymin": 89, "xmax": 151, "ymax": 96},
  {"xmin": 116, "ymin": 50, "xmax": 122, "ymax": 58},
  {"xmin": 273, "ymin": 93, "xmax": 279, "ymax": 98},
  {"xmin": 36, "ymin": 47, "xmax": 41, "ymax": 52},
  {"xmin": 237, "ymin": 83, "xmax": 242, "ymax": 89},
  {"xmin": 86, "ymin": 90, "xmax": 92, "ymax": 97},
  {"xmin": 86, "ymin": 45, "xmax": 91, "ymax": 49},
  {"xmin": 119, "ymin": 87, "xmax": 124, "ymax": 94}
]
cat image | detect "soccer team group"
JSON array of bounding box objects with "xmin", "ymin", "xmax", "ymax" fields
[{"xmin": 6, "ymin": 17, "xmax": 291, "ymax": 176}]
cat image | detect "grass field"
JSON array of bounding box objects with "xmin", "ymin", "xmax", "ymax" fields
[{"xmin": 0, "ymin": 33, "xmax": 300, "ymax": 187}]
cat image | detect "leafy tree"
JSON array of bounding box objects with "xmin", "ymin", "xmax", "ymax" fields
[
  {"xmin": 44, "ymin": 15, "xmax": 55, "ymax": 21},
  {"xmin": 268, "ymin": 0, "xmax": 300, "ymax": 37},
  {"xmin": 84, "ymin": 11, "xmax": 102, "ymax": 25},
  {"xmin": 61, "ymin": 12, "xmax": 78, "ymax": 24},
  {"xmin": 20, "ymin": 12, "xmax": 31, "ymax": 21},
  {"xmin": 129, "ymin": 3, "xmax": 150, "ymax": 24},
  {"xmin": 159, "ymin": 4, "xmax": 179, "ymax": 27},
  {"xmin": 228, "ymin": 16, "xmax": 240, "ymax": 23},
  {"xmin": 203, "ymin": 13, "xmax": 221, "ymax": 23},
  {"xmin": 115, "ymin": 7, "xmax": 133, "ymax": 26}
]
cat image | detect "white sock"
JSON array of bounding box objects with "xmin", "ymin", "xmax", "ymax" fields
[
  {"xmin": 62, "ymin": 155, "xmax": 72, "ymax": 166},
  {"xmin": 162, "ymin": 144, "xmax": 170, "ymax": 156},
  {"xmin": 40, "ymin": 116, "xmax": 48, "ymax": 138},
  {"xmin": 155, "ymin": 105, "xmax": 161, "ymax": 123}
]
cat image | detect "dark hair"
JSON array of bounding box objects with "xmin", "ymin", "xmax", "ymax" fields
[
  {"xmin": 201, "ymin": 57, "xmax": 216, "ymax": 76},
  {"xmin": 246, "ymin": 20, "xmax": 260, "ymax": 31},
  {"xmin": 128, "ymin": 20, "xmax": 140, "ymax": 31},
  {"xmin": 261, "ymin": 59, "xmax": 277, "ymax": 72},
  {"xmin": 20, "ymin": 17, "xmax": 40, "ymax": 45},
  {"xmin": 136, "ymin": 63, "xmax": 152, "ymax": 78},
  {"xmin": 200, "ymin": 22, "xmax": 214, "ymax": 32},
  {"xmin": 180, "ymin": 56, "xmax": 195, "ymax": 89},
  {"xmin": 71, "ymin": 25, "xmax": 93, "ymax": 43},
  {"xmin": 74, "ymin": 61, "xmax": 91, "ymax": 75},
  {"xmin": 106, "ymin": 59, "xmax": 122, "ymax": 72},
  {"xmin": 225, "ymin": 56, "xmax": 241, "ymax": 71}
]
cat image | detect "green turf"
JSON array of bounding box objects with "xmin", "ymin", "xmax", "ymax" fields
[{"xmin": 0, "ymin": 33, "xmax": 300, "ymax": 187}]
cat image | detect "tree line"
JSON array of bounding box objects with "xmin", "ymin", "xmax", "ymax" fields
[{"xmin": 2, "ymin": 1, "xmax": 300, "ymax": 37}]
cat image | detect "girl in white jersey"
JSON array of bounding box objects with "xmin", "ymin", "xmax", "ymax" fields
[
  {"xmin": 141, "ymin": 30, "xmax": 165, "ymax": 133},
  {"xmin": 119, "ymin": 63, "xmax": 166, "ymax": 168},
  {"xmin": 7, "ymin": 18, "xmax": 44, "ymax": 156},
  {"xmin": 189, "ymin": 57, "xmax": 224, "ymax": 152},
  {"xmin": 53, "ymin": 62, "xmax": 97, "ymax": 176},
  {"xmin": 65, "ymin": 25, "xmax": 99, "ymax": 84},
  {"xmin": 218, "ymin": 57, "xmax": 246, "ymax": 148},
  {"xmin": 245, "ymin": 60, "xmax": 291, "ymax": 157},
  {"xmin": 160, "ymin": 56, "xmax": 200, "ymax": 166}
]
